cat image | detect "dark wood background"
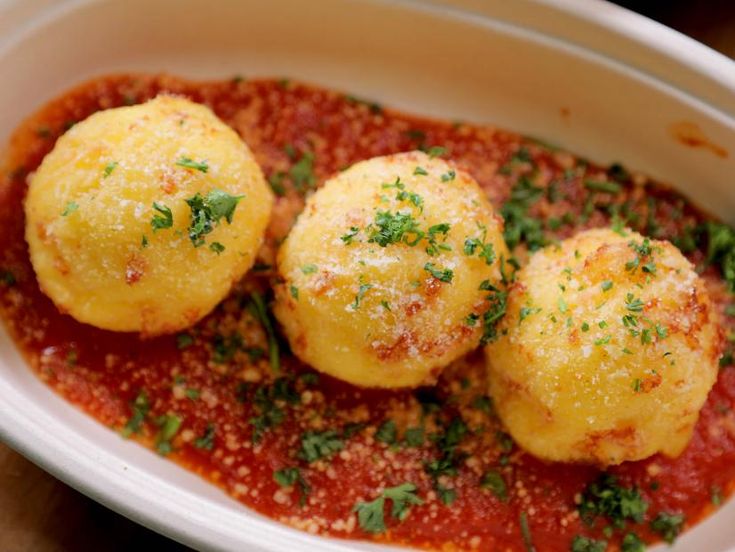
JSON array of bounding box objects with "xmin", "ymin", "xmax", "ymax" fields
[{"xmin": 2, "ymin": 2, "xmax": 734, "ymax": 550}]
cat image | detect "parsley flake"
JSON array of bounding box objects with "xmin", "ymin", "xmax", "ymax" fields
[
  {"xmin": 299, "ymin": 430, "xmax": 344, "ymax": 463},
  {"xmin": 151, "ymin": 202, "xmax": 173, "ymax": 231},
  {"xmin": 193, "ymin": 423, "xmax": 216, "ymax": 450},
  {"xmin": 424, "ymin": 262, "xmax": 453, "ymax": 283},
  {"xmin": 154, "ymin": 414, "xmax": 182, "ymax": 456},
  {"xmin": 185, "ymin": 189, "xmax": 244, "ymax": 246},
  {"xmin": 440, "ymin": 169, "xmax": 456, "ymax": 182},
  {"xmin": 121, "ymin": 391, "xmax": 149, "ymax": 438},
  {"xmin": 354, "ymin": 483, "xmax": 423, "ymax": 534},
  {"xmin": 481, "ymin": 470, "xmax": 507, "ymax": 501},
  {"xmin": 368, "ymin": 210, "xmax": 424, "ymax": 247},
  {"xmin": 176, "ymin": 157, "xmax": 208, "ymax": 172},
  {"xmin": 571, "ymin": 535, "xmax": 607, "ymax": 552},
  {"xmin": 61, "ymin": 201, "xmax": 79, "ymax": 217},
  {"xmin": 584, "ymin": 180, "xmax": 621, "ymax": 194},
  {"xmin": 103, "ymin": 161, "xmax": 118, "ymax": 178},
  {"xmin": 650, "ymin": 512, "xmax": 684, "ymax": 544},
  {"xmin": 341, "ymin": 226, "xmax": 360, "ymax": 244},
  {"xmin": 375, "ymin": 420, "xmax": 397, "ymax": 444}
]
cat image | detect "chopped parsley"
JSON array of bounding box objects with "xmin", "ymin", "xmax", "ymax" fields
[
  {"xmin": 368, "ymin": 210, "xmax": 424, "ymax": 247},
  {"xmin": 425, "ymin": 223, "xmax": 451, "ymax": 256},
  {"xmin": 185, "ymin": 189, "xmax": 244, "ymax": 247},
  {"xmin": 268, "ymin": 171, "xmax": 286, "ymax": 196},
  {"xmin": 481, "ymin": 470, "xmax": 507, "ymax": 501},
  {"xmin": 424, "ymin": 417, "xmax": 467, "ymax": 482},
  {"xmin": 299, "ymin": 430, "xmax": 344, "ymax": 463},
  {"xmin": 121, "ymin": 391, "xmax": 149, "ymax": 438},
  {"xmin": 274, "ymin": 467, "xmax": 300, "ymax": 487},
  {"xmin": 151, "ymin": 202, "xmax": 173, "ymax": 231},
  {"xmin": 571, "ymin": 535, "xmax": 607, "ymax": 552},
  {"xmin": 704, "ymin": 221, "xmax": 735, "ymax": 291},
  {"xmin": 584, "ymin": 179, "xmax": 622, "ymax": 194},
  {"xmin": 354, "ymin": 482, "xmax": 423, "ymax": 534},
  {"xmin": 650, "ymin": 512, "xmax": 684, "ymax": 543},
  {"xmin": 352, "ymin": 281, "xmax": 373, "ymax": 310},
  {"xmin": 61, "ymin": 201, "xmax": 79, "ymax": 217},
  {"xmin": 211, "ymin": 333, "xmax": 243, "ymax": 364},
  {"xmin": 103, "ymin": 161, "xmax": 118, "ymax": 178},
  {"xmin": 301, "ymin": 263, "xmax": 318, "ymax": 275},
  {"xmin": 424, "ymin": 262, "xmax": 453, "ymax": 283},
  {"xmin": 209, "ymin": 241, "xmax": 225, "ymax": 254},
  {"xmin": 383, "ymin": 177, "xmax": 423, "ymax": 210},
  {"xmin": 404, "ymin": 427, "xmax": 425, "ymax": 447},
  {"xmin": 519, "ymin": 306, "xmax": 541, "ymax": 323},
  {"xmin": 248, "ymin": 377, "xmax": 299, "ymax": 442},
  {"xmin": 289, "ymin": 151, "xmax": 316, "ymax": 191},
  {"xmin": 501, "ymin": 176, "xmax": 546, "ymax": 251},
  {"xmin": 578, "ymin": 474, "xmax": 647, "ymax": 529},
  {"xmin": 440, "ymin": 169, "xmax": 456, "ymax": 182},
  {"xmin": 436, "ymin": 485, "xmax": 456, "ymax": 505},
  {"xmin": 193, "ymin": 423, "xmax": 216, "ymax": 450},
  {"xmin": 248, "ymin": 292, "xmax": 280, "ymax": 374},
  {"xmin": 601, "ymin": 280, "xmax": 613, "ymax": 292},
  {"xmin": 154, "ymin": 414, "xmax": 182, "ymax": 456},
  {"xmin": 176, "ymin": 333, "xmax": 194, "ymax": 349},
  {"xmin": 274, "ymin": 467, "xmax": 310, "ymax": 506},
  {"xmin": 626, "ymin": 238, "xmax": 655, "ymax": 273},
  {"xmin": 465, "ymin": 313, "xmax": 480, "ymax": 326},
  {"xmin": 375, "ymin": 419, "xmax": 397, "ymax": 444},
  {"xmin": 519, "ymin": 511, "xmax": 536, "ymax": 552},
  {"xmin": 625, "ymin": 293, "xmax": 644, "ymax": 312},
  {"xmin": 464, "ymin": 236, "xmax": 496, "ymax": 265},
  {"xmin": 427, "ymin": 146, "xmax": 447, "ymax": 158},
  {"xmin": 341, "ymin": 226, "xmax": 360, "ymax": 244},
  {"xmin": 621, "ymin": 533, "xmax": 645, "ymax": 552},
  {"xmin": 290, "ymin": 285, "xmax": 299, "ymax": 300},
  {"xmin": 480, "ymin": 281, "xmax": 508, "ymax": 345},
  {"xmin": 413, "ymin": 166, "xmax": 428, "ymax": 176},
  {"xmin": 175, "ymin": 157, "xmax": 209, "ymax": 173}
]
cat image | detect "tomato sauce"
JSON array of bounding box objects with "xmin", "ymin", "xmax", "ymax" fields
[{"xmin": 1, "ymin": 74, "xmax": 734, "ymax": 551}]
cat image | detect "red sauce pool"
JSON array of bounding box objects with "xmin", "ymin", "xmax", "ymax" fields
[{"xmin": 1, "ymin": 74, "xmax": 734, "ymax": 551}]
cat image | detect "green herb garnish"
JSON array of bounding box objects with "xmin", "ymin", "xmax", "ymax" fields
[
  {"xmin": 176, "ymin": 157, "xmax": 209, "ymax": 172},
  {"xmin": 151, "ymin": 202, "xmax": 173, "ymax": 231},
  {"xmin": 185, "ymin": 189, "xmax": 244, "ymax": 246},
  {"xmin": 61, "ymin": 201, "xmax": 79, "ymax": 217},
  {"xmin": 354, "ymin": 483, "xmax": 423, "ymax": 534}
]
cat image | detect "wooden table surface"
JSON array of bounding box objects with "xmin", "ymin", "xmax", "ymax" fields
[{"xmin": 2, "ymin": 3, "xmax": 734, "ymax": 551}]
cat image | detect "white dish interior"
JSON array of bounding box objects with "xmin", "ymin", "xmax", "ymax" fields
[{"xmin": 0, "ymin": 0, "xmax": 734, "ymax": 550}]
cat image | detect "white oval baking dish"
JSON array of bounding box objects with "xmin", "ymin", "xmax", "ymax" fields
[{"xmin": 0, "ymin": 1, "xmax": 734, "ymax": 551}]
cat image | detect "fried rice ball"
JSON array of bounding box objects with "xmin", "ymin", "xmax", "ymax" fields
[
  {"xmin": 274, "ymin": 151, "xmax": 509, "ymax": 388},
  {"xmin": 485, "ymin": 228, "xmax": 721, "ymax": 465},
  {"xmin": 25, "ymin": 96, "xmax": 273, "ymax": 335}
]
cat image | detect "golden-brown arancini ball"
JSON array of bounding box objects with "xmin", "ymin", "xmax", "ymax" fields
[
  {"xmin": 485, "ymin": 228, "xmax": 721, "ymax": 465},
  {"xmin": 274, "ymin": 151, "xmax": 509, "ymax": 388},
  {"xmin": 25, "ymin": 96, "xmax": 273, "ymax": 335}
]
